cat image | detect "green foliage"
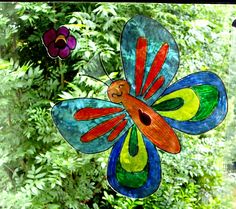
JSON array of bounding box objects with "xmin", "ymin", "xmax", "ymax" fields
[{"xmin": 0, "ymin": 2, "xmax": 235, "ymax": 209}]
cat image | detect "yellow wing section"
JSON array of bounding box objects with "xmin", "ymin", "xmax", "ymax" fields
[{"xmin": 153, "ymin": 88, "xmax": 199, "ymax": 121}]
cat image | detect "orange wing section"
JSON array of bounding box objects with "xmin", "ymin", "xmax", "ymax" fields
[
  {"xmin": 74, "ymin": 107, "xmax": 123, "ymax": 120},
  {"xmin": 141, "ymin": 43, "xmax": 169, "ymax": 96},
  {"xmin": 122, "ymin": 94, "xmax": 180, "ymax": 154},
  {"xmin": 135, "ymin": 37, "xmax": 147, "ymax": 96},
  {"xmin": 80, "ymin": 114, "xmax": 126, "ymax": 142}
]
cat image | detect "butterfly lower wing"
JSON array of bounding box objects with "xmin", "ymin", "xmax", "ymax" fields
[
  {"xmin": 52, "ymin": 98, "xmax": 133, "ymax": 153},
  {"xmin": 121, "ymin": 15, "xmax": 179, "ymax": 105},
  {"xmin": 152, "ymin": 71, "xmax": 227, "ymax": 134},
  {"xmin": 107, "ymin": 125, "xmax": 161, "ymax": 198}
]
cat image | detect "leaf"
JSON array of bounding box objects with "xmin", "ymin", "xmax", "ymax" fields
[
  {"xmin": 35, "ymin": 180, "xmax": 45, "ymax": 190},
  {"xmin": 20, "ymin": 14, "xmax": 29, "ymax": 21},
  {"xmin": 31, "ymin": 186, "xmax": 38, "ymax": 195},
  {"xmin": 58, "ymin": 91, "xmax": 74, "ymax": 100},
  {"xmin": 27, "ymin": 174, "xmax": 35, "ymax": 179},
  {"xmin": 93, "ymin": 203, "xmax": 99, "ymax": 209},
  {"xmin": 35, "ymin": 166, "xmax": 42, "ymax": 174},
  {"xmin": 35, "ymin": 172, "xmax": 47, "ymax": 179},
  {"xmin": 69, "ymin": 17, "xmax": 77, "ymax": 24},
  {"xmin": 48, "ymin": 204, "xmax": 61, "ymax": 209}
]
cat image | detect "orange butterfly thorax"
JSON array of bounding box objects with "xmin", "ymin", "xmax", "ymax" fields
[{"xmin": 107, "ymin": 80, "xmax": 180, "ymax": 154}]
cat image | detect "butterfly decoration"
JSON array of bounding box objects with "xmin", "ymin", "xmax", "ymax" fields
[{"xmin": 51, "ymin": 15, "xmax": 228, "ymax": 198}]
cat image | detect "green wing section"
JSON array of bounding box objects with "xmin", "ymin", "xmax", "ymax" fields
[
  {"xmin": 153, "ymin": 97, "xmax": 184, "ymax": 111},
  {"xmin": 190, "ymin": 85, "xmax": 218, "ymax": 121},
  {"xmin": 116, "ymin": 161, "xmax": 148, "ymax": 188},
  {"xmin": 151, "ymin": 71, "xmax": 227, "ymax": 135},
  {"xmin": 107, "ymin": 125, "xmax": 161, "ymax": 198},
  {"xmin": 153, "ymin": 85, "xmax": 218, "ymax": 122}
]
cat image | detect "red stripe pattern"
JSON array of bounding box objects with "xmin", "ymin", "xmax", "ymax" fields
[
  {"xmin": 135, "ymin": 37, "xmax": 147, "ymax": 96},
  {"xmin": 108, "ymin": 120, "xmax": 128, "ymax": 141},
  {"xmin": 141, "ymin": 43, "xmax": 169, "ymax": 96},
  {"xmin": 74, "ymin": 107, "xmax": 123, "ymax": 121},
  {"xmin": 144, "ymin": 76, "xmax": 165, "ymax": 100},
  {"xmin": 81, "ymin": 114, "xmax": 126, "ymax": 142}
]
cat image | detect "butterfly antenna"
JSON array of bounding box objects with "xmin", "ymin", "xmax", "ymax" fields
[
  {"xmin": 99, "ymin": 53, "xmax": 113, "ymax": 82},
  {"xmin": 78, "ymin": 73, "xmax": 109, "ymax": 87}
]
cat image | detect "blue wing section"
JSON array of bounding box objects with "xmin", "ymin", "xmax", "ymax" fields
[
  {"xmin": 51, "ymin": 98, "xmax": 133, "ymax": 153},
  {"xmin": 158, "ymin": 71, "xmax": 228, "ymax": 134},
  {"xmin": 107, "ymin": 127, "xmax": 161, "ymax": 198},
  {"xmin": 121, "ymin": 15, "xmax": 179, "ymax": 105}
]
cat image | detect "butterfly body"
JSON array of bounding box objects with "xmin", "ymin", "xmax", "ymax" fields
[
  {"xmin": 107, "ymin": 80, "xmax": 180, "ymax": 154},
  {"xmin": 51, "ymin": 15, "xmax": 227, "ymax": 198}
]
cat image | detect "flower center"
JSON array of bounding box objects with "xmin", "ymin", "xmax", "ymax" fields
[{"xmin": 55, "ymin": 35, "xmax": 67, "ymax": 49}]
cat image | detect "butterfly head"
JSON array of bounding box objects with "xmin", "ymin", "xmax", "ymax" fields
[{"xmin": 107, "ymin": 80, "xmax": 130, "ymax": 103}]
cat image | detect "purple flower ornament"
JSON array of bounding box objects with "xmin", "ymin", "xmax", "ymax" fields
[{"xmin": 42, "ymin": 26, "xmax": 76, "ymax": 59}]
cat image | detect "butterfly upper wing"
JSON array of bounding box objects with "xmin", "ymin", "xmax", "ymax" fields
[
  {"xmin": 121, "ymin": 15, "xmax": 179, "ymax": 106},
  {"xmin": 152, "ymin": 71, "xmax": 228, "ymax": 134},
  {"xmin": 107, "ymin": 125, "xmax": 161, "ymax": 198},
  {"xmin": 51, "ymin": 98, "xmax": 133, "ymax": 153}
]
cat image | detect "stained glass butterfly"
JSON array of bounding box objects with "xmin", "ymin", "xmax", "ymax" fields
[{"xmin": 51, "ymin": 15, "xmax": 228, "ymax": 198}]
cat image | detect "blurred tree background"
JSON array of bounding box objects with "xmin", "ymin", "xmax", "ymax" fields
[{"xmin": 0, "ymin": 2, "xmax": 236, "ymax": 209}]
